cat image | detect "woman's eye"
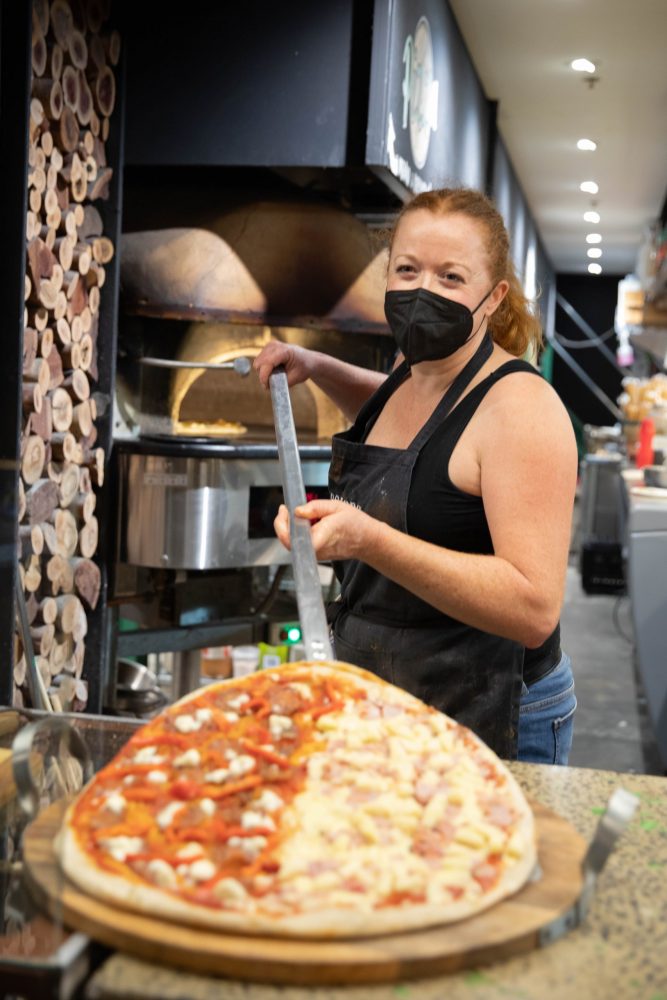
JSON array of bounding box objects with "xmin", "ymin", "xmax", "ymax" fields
[
  {"xmin": 441, "ymin": 272, "xmax": 463, "ymax": 283},
  {"xmin": 396, "ymin": 264, "xmax": 416, "ymax": 274}
]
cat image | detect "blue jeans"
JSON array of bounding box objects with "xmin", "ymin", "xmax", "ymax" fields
[{"xmin": 517, "ymin": 652, "xmax": 576, "ymax": 765}]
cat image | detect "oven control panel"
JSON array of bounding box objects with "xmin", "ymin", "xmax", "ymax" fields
[{"xmin": 248, "ymin": 485, "xmax": 330, "ymax": 539}]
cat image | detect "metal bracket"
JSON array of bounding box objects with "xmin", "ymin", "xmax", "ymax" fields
[
  {"xmin": 539, "ymin": 787, "xmax": 639, "ymax": 946},
  {"xmin": 14, "ymin": 572, "xmax": 51, "ymax": 712}
]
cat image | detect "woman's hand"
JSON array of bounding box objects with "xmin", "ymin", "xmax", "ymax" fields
[
  {"xmin": 253, "ymin": 341, "xmax": 314, "ymax": 389},
  {"xmin": 273, "ymin": 500, "xmax": 379, "ymax": 563}
]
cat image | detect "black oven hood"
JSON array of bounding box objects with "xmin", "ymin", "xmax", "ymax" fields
[{"xmin": 121, "ymin": 0, "xmax": 495, "ymax": 214}]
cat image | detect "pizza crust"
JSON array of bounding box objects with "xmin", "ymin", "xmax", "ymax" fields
[
  {"xmin": 59, "ymin": 817, "xmax": 536, "ymax": 938},
  {"xmin": 58, "ymin": 662, "xmax": 537, "ymax": 939}
]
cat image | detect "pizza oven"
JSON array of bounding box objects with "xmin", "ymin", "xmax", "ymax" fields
[{"xmin": 112, "ymin": 192, "xmax": 395, "ymax": 625}]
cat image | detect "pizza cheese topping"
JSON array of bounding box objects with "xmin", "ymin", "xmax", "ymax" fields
[{"xmin": 64, "ymin": 664, "xmax": 535, "ymax": 932}]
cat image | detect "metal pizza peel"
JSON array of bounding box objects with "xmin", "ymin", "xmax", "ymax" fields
[{"xmin": 269, "ymin": 367, "xmax": 334, "ymax": 662}]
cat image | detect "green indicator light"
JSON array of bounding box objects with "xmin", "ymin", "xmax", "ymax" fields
[{"xmin": 287, "ymin": 626, "xmax": 302, "ymax": 643}]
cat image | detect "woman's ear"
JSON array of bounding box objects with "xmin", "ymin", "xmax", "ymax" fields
[{"xmin": 485, "ymin": 280, "xmax": 509, "ymax": 317}]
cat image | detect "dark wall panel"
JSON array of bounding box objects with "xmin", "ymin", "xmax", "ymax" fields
[
  {"xmin": 491, "ymin": 132, "xmax": 555, "ymax": 338},
  {"xmin": 123, "ymin": 1, "xmax": 357, "ymax": 168}
]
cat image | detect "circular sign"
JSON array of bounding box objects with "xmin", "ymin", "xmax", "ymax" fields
[{"xmin": 409, "ymin": 16, "xmax": 434, "ymax": 170}]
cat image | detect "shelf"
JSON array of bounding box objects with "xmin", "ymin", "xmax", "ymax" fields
[{"xmin": 630, "ymin": 326, "xmax": 667, "ymax": 368}]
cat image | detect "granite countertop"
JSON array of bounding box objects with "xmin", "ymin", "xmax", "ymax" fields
[{"xmin": 84, "ymin": 762, "xmax": 667, "ymax": 1000}]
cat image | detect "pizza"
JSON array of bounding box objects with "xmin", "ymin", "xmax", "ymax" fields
[
  {"xmin": 173, "ymin": 418, "xmax": 247, "ymax": 437},
  {"xmin": 57, "ymin": 662, "xmax": 536, "ymax": 938}
]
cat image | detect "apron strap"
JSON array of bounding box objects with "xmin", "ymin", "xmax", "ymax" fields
[
  {"xmin": 353, "ymin": 360, "xmax": 411, "ymax": 441},
  {"xmin": 409, "ymin": 333, "xmax": 494, "ymax": 452}
]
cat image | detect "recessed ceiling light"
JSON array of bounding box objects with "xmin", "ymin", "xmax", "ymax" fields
[
  {"xmin": 577, "ymin": 139, "xmax": 597, "ymax": 151},
  {"xmin": 588, "ymin": 263, "xmax": 602, "ymax": 274},
  {"xmin": 571, "ymin": 58, "xmax": 596, "ymax": 73},
  {"xmin": 584, "ymin": 211, "xmax": 601, "ymax": 223},
  {"xmin": 587, "ymin": 248, "xmax": 603, "ymax": 259},
  {"xmin": 586, "ymin": 233, "xmax": 602, "ymax": 244},
  {"xmin": 580, "ymin": 181, "xmax": 599, "ymax": 194}
]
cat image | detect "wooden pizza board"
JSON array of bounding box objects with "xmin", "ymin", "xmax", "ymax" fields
[{"xmin": 22, "ymin": 798, "xmax": 586, "ymax": 985}]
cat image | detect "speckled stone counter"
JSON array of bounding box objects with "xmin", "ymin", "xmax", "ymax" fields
[{"xmin": 84, "ymin": 763, "xmax": 667, "ymax": 1000}]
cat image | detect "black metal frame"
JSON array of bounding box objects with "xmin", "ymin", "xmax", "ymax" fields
[
  {"xmin": 0, "ymin": 0, "xmax": 31, "ymax": 707},
  {"xmin": 81, "ymin": 38, "xmax": 126, "ymax": 714},
  {"xmin": 546, "ymin": 332, "xmax": 624, "ymax": 423}
]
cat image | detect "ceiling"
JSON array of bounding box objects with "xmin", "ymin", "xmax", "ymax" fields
[{"xmin": 448, "ymin": 0, "xmax": 667, "ymax": 276}]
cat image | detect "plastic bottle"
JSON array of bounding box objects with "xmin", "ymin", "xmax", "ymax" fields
[
  {"xmin": 615, "ymin": 274, "xmax": 643, "ymax": 334},
  {"xmin": 231, "ymin": 645, "xmax": 261, "ymax": 678},
  {"xmin": 636, "ymin": 418, "xmax": 655, "ymax": 468}
]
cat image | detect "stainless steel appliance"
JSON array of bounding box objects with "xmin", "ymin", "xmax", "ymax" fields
[
  {"xmin": 118, "ymin": 441, "xmax": 331, "ymax": 571},
  {"xmin": 627, "ymin": 488, "xmax": 667, "ymax": 769},
  {"xmin": 579, "ymin": 453, "xmax": 626, "ymax": 594}
]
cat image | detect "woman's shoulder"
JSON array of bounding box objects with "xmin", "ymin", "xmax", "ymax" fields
[
  {"xmin": 478, "ymin": 355, "xmax": 575, "ymax": 445},
  {"xmin": 485, "ymin": 348, "xmax": 560, "ymax": 402}
]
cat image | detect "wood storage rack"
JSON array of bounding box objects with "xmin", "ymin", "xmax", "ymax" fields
[{"xmin": 0, "ymin": 0, "xmax": 123, "ymax": 713}]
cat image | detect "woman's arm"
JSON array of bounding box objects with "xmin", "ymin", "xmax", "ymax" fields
[
  {"xmin": 253, "ymin": 342, "xmax": 387, "ymax": 423},
  {"xmin": 275, "ymin": 375, "xmax": 577, "ymax": 648}
]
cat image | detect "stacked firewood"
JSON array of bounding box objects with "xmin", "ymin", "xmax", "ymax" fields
[{"xmin": 15, "ymin": 0, "xmax": 120, "ymax": 712}]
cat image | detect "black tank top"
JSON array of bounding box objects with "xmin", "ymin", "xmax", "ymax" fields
[{"xmin": 403, "ymin": 359, "xmax": 561, "ymax": 678}]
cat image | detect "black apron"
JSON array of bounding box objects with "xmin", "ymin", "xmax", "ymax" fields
[{"xmin": 328, "ymin": 334, "xmax": 524, "ymax": 758}]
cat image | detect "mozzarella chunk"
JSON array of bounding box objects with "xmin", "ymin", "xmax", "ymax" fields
[
  {"xmin": 104, "ymin": 792, "xmax": 126, "ymax": 815},
  {"xmin": 147, "ymin": 770, "xmax": 167, "ymax": 784},
  {"xmin": 156, "ymin": 801, "xmax": 184, "ymax": 829},
  {"xmin": 133, "ymin": 746, "xmax": 165, "ymax": 764},
  {"xmin": 177, "ymin": 842, "xmax": 203, "ymax": 859},
  {"xmin": 99, "ymin": 835, "xmax": 144, "ymax": 861},
  {"xmin": 223, "ymin": 711, "xmax": 239, "ymax": 723},
  {"xmin": 228, "ymin": 754, "xmax": 256, "ymax": 777},
  {"xmin": 228, "ymin": 834, "xmax": 267, "ymax": 859},
  {"xmin": 174, "ymin": 714, "xmax": 202, "ymax": 734},
  {"xmin": 241, "ymin": 810, "xmax": 275, "ymax": 831},
  {"xmin": 173, "ymin": 748, "xmax": 201, "ymax": 768},
  {"xmin": 214, "ymin": 877, "xmax": 248, "ymax": 903},
  {"xmin": 227, "ymin": 693, "xmax": 250, "ymax": 711},
  {"xmin": 241, "ymin": 836, "xmax": 267, "ymax": 859},
  {"xmin": 146, "ymin": 859, "xmax": 177, "ymax": 889},
  {"xmin": 195, "ymin": 708, "xmax": 213, "ymax": 722},
  {"xmin": 199, "ymin": 797, "xmax": 216, "ymax": 816},
  {"xmin": 204, "ymin": 768, "xmax": 229, "ymax": 784},
  {"xmin": 255, "ymin": 789, "xmax": 283, "ymax": 813},
  {"xmin": 288, "ymin": 682, "xmax": 312, "ymax": 701},
  {"xmin": 189, "ymin": 858, "xmax": 217, "ymax": 882},
  {"xmin": 268, "ymin": 714, "xmax": 293, "ymax": 740}
]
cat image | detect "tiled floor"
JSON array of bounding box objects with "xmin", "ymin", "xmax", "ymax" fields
[{"xmin": 562, "ymin": 562, "xmax": 664, "ymax": 775}]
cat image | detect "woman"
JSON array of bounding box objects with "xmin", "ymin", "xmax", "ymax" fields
[{"xmin": 254, "ymin": 187, "xmax": 577, "ymax": 763}]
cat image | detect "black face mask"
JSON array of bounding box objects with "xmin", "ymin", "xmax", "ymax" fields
[{"xmin": 384, "ymin": 286, "xmax": 495, "ymax": 366}]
